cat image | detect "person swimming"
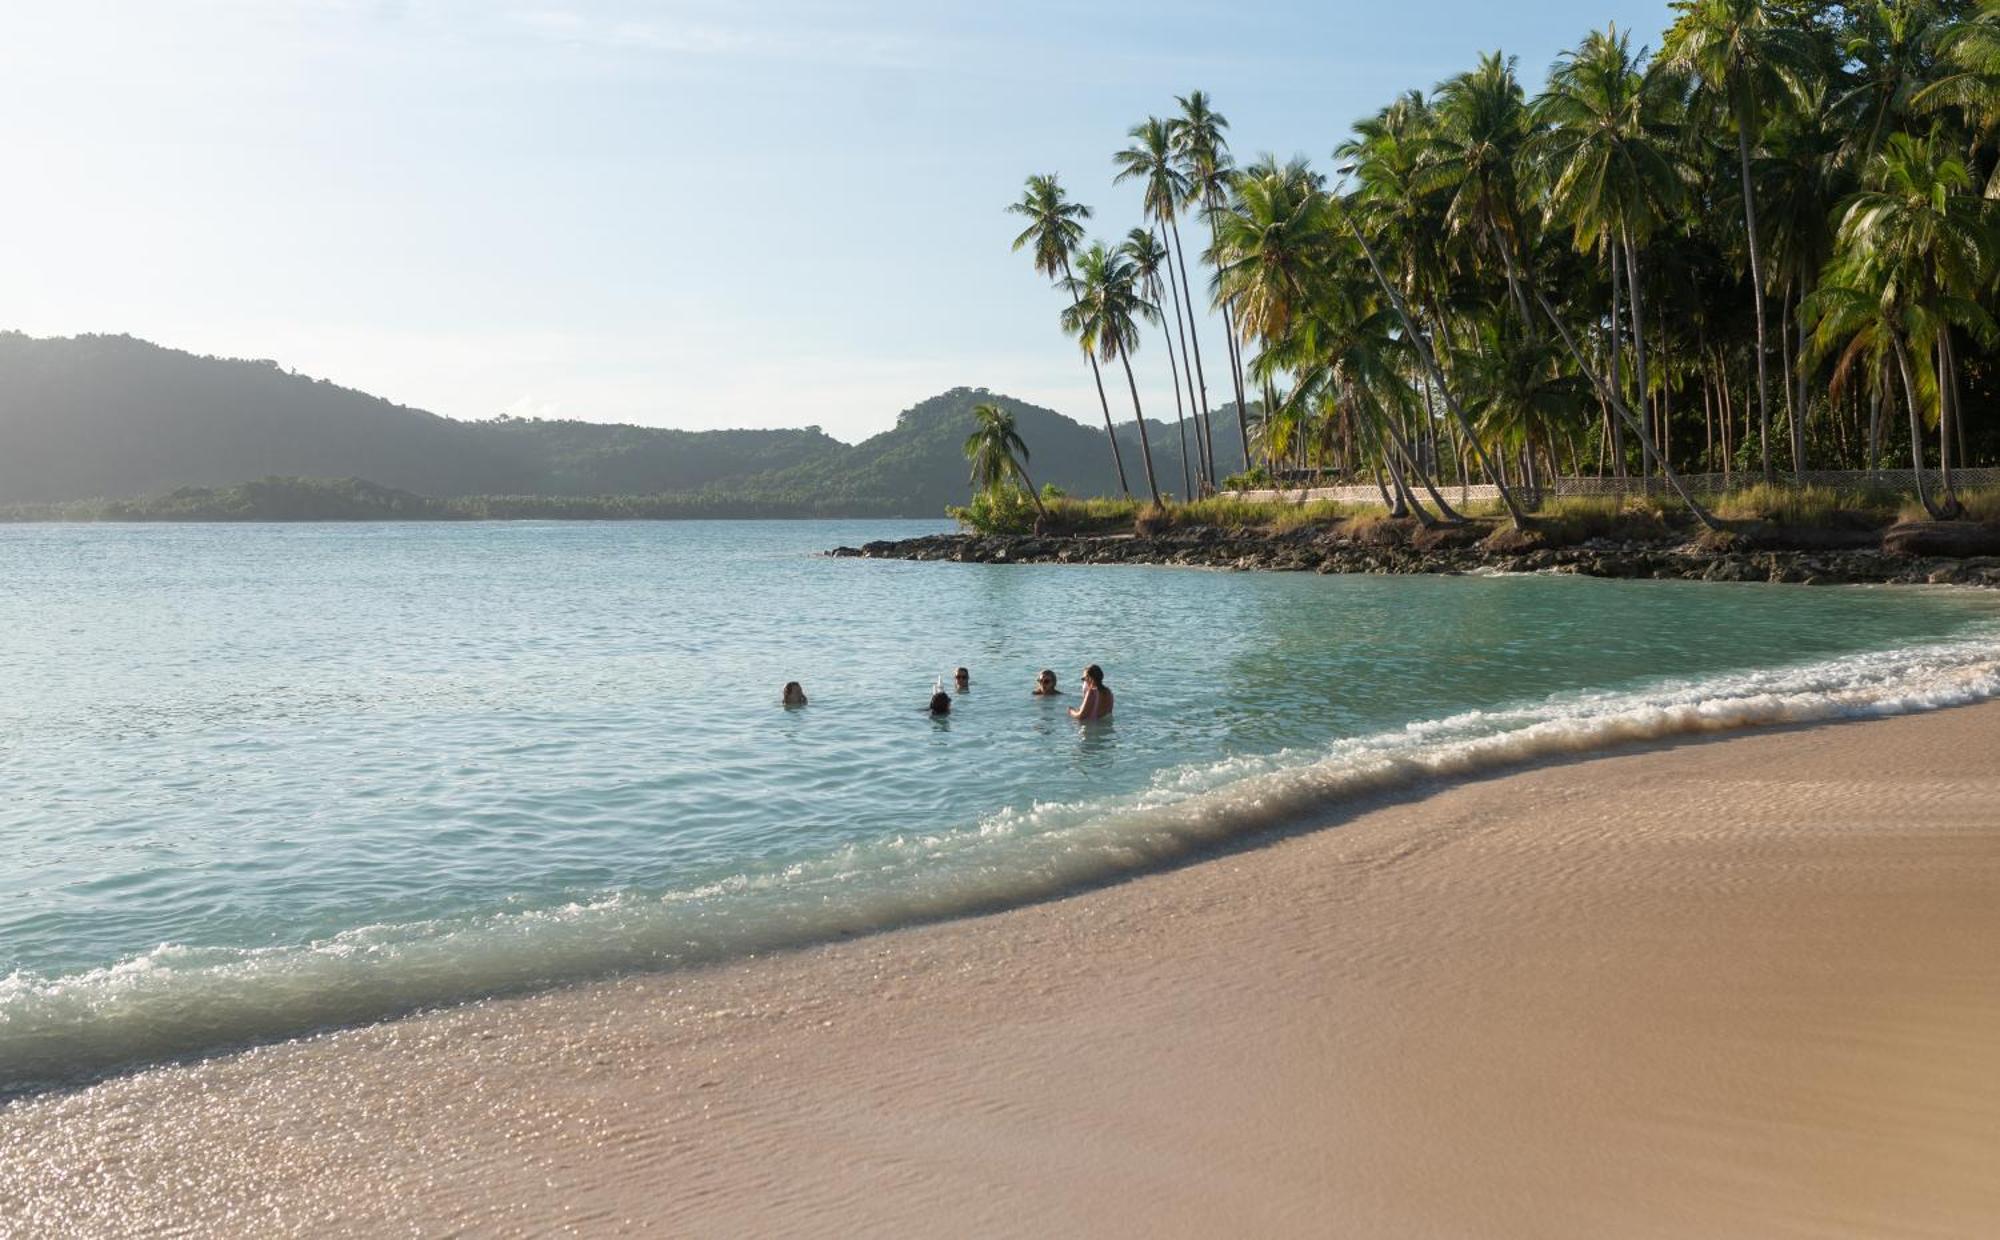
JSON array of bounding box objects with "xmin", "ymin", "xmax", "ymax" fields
[
  {"xmin": 954, "ymin": 666, "xmax": 971, "ymax": 692},
  {"xmin": 1032, "ymin": 669, "xmax": 1062, "ymax": 697},
  {"xmin": 1069, "ymin": 664, "xmax": 1113, "ymax": 721},
  {"xmin": 928, "ymin": 689, "xmax": 953, "ymax": 716},
  {"xmin": 782, "ymin": 681, "xmax": 808, "ymax": 707}
]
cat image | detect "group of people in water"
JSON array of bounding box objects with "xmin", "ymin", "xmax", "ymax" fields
[{"xmin": 781, "ymin": 664, "xmax": 1113, "ymax": 722}]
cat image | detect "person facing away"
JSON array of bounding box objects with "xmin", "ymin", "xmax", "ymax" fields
[
  {"xmin": 782, "ymin": 681, "xmax": 808, "ymax": 707},
  {"xmin": 954, "ymin": 666, "xmax": 971, "ymax": 692},
  {"xmin": 928, "ymin": 689, "xmax": 953, "ymax": 716},
  {"xmin": 1070, "ymin": 664, "xmax": 1113, "ymax": 721},
  {"xmin": 1032, "ymin": 669, "xmax": 1062, "ymax": 697}
]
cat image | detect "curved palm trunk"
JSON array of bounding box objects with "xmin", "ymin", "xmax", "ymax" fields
[
  {"xmin": 1165, "ymin": 213, "xmax": 1217, "ymax": 484},
  {"xmin": 1608, "ymin": 240, "xmax": 1628, "ymax": 479},
  {"xmin": 1013, "ymin": 462, "xmax": 1050, "ymax": 521},
  {"xmin": 1343, "ymin": 213, "xmax": 1528, "ymax": 527},
  {"xmin": 1622, "ymin": 226, "xmax": 1653, "ymax": 485},
  {"xmin": 1117, "ymin": 352, "xmax": 1164, "ymax": 506},
  {"xmin": 1735, "ymin": 114, "xmax": 1775, "ymax": 486},
  {"xmin": 1155, "ymin": 223, "xmax": 1198, "ymax": 497},
  {"xmin": 1935, "ymin": 328, "xmax": 1960, "ymax": 510},
  {"xmin": 1060, "ymin": 254, "xmax": 1131, "ymax": 497},
  {"xmin": 1892, "ymin": 332, "xmax": 1945, "ymax": 520},
  {"xmin": 1533, "ymin": 286, "xmax": 1721, "ymax": 531},
  {"xmin": 1205, "ymin": 190, "xmax": 1255, "ymax": 472},
  {"xmin": 1382, "ymin": 413, "xmax": 1465, "ymax": 523}
]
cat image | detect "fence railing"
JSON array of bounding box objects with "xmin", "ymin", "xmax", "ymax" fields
[{"xmin": 1230, "ymin": 467, "xmax": 2000, "ymax": 508}]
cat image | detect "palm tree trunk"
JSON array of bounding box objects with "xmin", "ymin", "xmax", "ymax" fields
[
  {"xmin": 1622, "ymin": 226, "xmax": 1653, "ymax": 485},
  {"xmin": 1156, "ymin": 222, "xmax": 1204, "ymax": 493},
  {"xmin": 1856, "ymin": 380, "xmax": 1872, "ymax": 482},
  {"xmin": 1014, "ymin": 463, "xmax": 1050, "ymax": 521},
  {"xmin": 1165, "ymin": 212, "xmax": 1217, "ymax": 484},
  {"xmin": 1532, "ymin": 285, "xmax": 1719, "ymax": 530},
  {"xmin": 1343, "ymin": 211, "xmax": 1528, "ymax": 527},
  {"xmin": 1205, "ymin": 191, "xmax": 1255, "ymax": 471},
  {"xmin": 1779, "ymin": 278, "xmax": 1807, "ymax": 481},
  {"xmin": 1118, "ymin": 352, "xmax": 1164, "ymax": 506},
  {"xmin": 1059, "ymin": 255, "xmax": 1130, "ymax": 496},
  {"xmin": 1607, "ymin": 242, "xmax": 1628, "ymax": 479},
  {"xmin": 1735, "ymin": 117, "xmax": 1775, "ymax": 485},
  {"xmin": 1892, "ymin": 332, "xmax": 1944, "ymax": 519},
  {"xmin": 1935, "ymin": 329, "xmax": 1960, "ymax": 511},
  {"xmin": 1383, "ymin": 415, "xmax": 1464, "ymax": 522},
  {"xmin": 1793, "ymin": 278, "xmax": 1813, "ymax": 477}
]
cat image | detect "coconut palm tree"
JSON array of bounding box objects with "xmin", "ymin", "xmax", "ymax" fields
[
  {"xmin": 1423, "ymin": 51, "xmax": 1539, "ymax": 326},
  {"xmin": 1172, "ymin": 90, "xmax": 1255, "ymax": 470},
  {"xmin": 1529, "ymin": 27, "xmax": 1685, "ymax": 477},
  {"xmin": 1663, "ymin": 0, "xmax": 1816, "ymax": 483},
  {"xmin": 1006, "ymin": 174, "xmax": 1130, "ymax": 496},
  {"xmin": 1114, "ymin": 118, "xmax": 1213, "ymax": 484},
  {"xmin": 1122, "ymin": 226, "xmax": 1195, "ymax": 498},
  {"xmin": 1821, "ymin": 130, "xmax": 1997, "ymax": 514},
  {"xmin": 963, "ymin": 402, "xmax": 1048, "ymax": 522},
  {"xmin": 1063, "ymin": 242, "xmax": 1167, "ymax": 505}
]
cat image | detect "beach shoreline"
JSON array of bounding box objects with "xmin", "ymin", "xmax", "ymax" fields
[
  {"xmin": 4, "ymin": 703, "xmax": 1999, "ymax": 1237},
  {"xmin": 833, "ymin": 527, "xmax": 2000, "ymax": 587}
]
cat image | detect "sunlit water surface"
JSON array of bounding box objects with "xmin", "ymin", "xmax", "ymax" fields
[{"xmin": 4, "ymin": 520, "xmax": 1999, "ymax": 1087}]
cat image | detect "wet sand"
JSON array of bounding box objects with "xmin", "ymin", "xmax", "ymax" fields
[{"xmin": 3, "ymin": 703, "xmax": 1998, "ymax": 1237}]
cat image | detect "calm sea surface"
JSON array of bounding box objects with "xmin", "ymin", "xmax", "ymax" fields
[{"xmin": 4, "ymin": 519, "xmax": 1999, "ymax": 1087}]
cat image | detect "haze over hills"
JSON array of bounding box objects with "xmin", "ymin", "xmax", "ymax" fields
[{"xmin": 0, "ymin": 333, "xmax": 1248, "ymax": 516}]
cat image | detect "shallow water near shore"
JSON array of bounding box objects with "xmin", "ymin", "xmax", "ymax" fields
[{"xmin": 4, "ymin": 519, "xmax": 2000, "ymax": 1090}]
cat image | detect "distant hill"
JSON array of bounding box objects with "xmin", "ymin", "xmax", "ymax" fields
[{"xmin": 0, "ymin": 332, "xmax": 1250, "ymax": 514}]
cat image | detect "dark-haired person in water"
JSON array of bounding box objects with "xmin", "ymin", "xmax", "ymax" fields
[
  {"xmin": 782, "ymin": 681, "xmax": 807, "ymax": 707},
  {"xmin": 928, "ymin": 690, "xmax": 952, "ymax": 716},
  {"xmin": 1032, "ymin": 669, "xmax": 1062, "ymax": 697},
  {"xmin": 954, "ymin": 667, "xmax": 971, "ymax": 692},
  {"xmin": 1070, "ymin": 664, "xmax": 1113, "ymax": 721}
]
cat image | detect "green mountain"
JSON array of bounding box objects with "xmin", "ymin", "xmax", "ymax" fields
[{"xmin": 0, "ymin": 333, "xmax": 1249, "ymax": 516}]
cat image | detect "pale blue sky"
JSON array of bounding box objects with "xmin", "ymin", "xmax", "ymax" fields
[{"xmin": 0, "ymin": 0, "xmax": 1671, "ymax": 440}]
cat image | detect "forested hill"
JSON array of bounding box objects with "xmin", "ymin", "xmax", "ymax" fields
[{"xmin": 0, "ymin": 333, "xmax": 1247, "ymax": 514}]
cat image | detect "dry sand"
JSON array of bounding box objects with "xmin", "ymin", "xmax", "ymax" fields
[{"xmin": 3, "ymin": 703, "xmax": 1998, "ymax": 1238}]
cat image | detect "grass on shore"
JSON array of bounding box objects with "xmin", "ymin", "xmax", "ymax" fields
[{"xmin": 953, "ymin": 481, "xmax": 2000, "ymax": 540}]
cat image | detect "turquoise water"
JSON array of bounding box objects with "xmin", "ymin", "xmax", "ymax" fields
[{"xmin": 4, "ymin": 520, "xmax": 2000, "ymax": 1089}]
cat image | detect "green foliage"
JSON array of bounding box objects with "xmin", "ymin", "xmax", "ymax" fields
[{"xmin": 1710, "ymin": 483, "xmax": 1900, "ymax": 526}]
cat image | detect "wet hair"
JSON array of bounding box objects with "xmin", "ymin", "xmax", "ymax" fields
[
  {"xmin": 1037, "ymin": 668, "xmax": 1056, "ymax": 683},
  {"xmin": 954, "ymin": 666, "xmax": 970, "ymax": 683},
  {"xmin": 782, "ymin": 681, "xmax": 806, "ymax": 706},
  {"xmin": 929, "ymin": 690, "xmax": 952, "ymax": 715},
  {"xmin": 1083, "ymin": 664, "xmax": 1105, "ymax": 688}
]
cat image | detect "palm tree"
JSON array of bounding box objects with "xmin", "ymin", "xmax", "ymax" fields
[
  {"xmin": 1122, "ymin": 226, "xmax": 1195, "ymax": 498},
  {"xmin": 1007, "ymin": 174, "xmax": 1131, "ymax": 496},
  {"xmin": 1529, "ymin": 27, "xmax": 1685, "ymax": 478},
  {"xmin": 1063, "ymin": 242, "xmax": 1167, "ymax": 505},
  {"xmin": 1663, "ymin": 0, "xmax": 1815, "ymax": 484},
  {"xmin": 1114, "ymin": 117, "xmax": 1213, "ymax": 485},
  {"xmin": 1423, "ymin": 51, "xmax": 1538, "ymax": 326},
  {"xmin": 963, "ymin": 402, "xmax": 1048, "ymax": 522},
  {"xmin": 1172, "ymin": 90, "xmax": 1255, "ymax": 471},
  {"xmin": 1820, "ymin": 131, "xmax": 1996, "ymax": 515}
]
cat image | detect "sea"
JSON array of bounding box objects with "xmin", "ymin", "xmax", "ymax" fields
[{"xmin": 4, "ymin": 519, "xmax": 2000, "ymax": 1091}]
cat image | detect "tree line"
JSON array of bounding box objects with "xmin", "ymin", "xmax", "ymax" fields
[{"xmin": 1009, "ymin": 0, "xmax": 2000, "ymax": 526}]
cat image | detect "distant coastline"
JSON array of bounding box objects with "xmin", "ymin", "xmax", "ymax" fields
[{"xmin": 0, "ymin": 476, "xmax": 943, "ymax": 523}]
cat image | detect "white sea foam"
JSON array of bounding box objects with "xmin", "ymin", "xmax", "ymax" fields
[{"xmin": 5, "ymin": 631, "xmax": 1999, "ymax": 1093}]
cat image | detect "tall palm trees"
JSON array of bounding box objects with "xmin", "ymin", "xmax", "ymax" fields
[
  {"xmin": 1121, "ymin": 226, "xmax": 1195, "ymax": 498},
  {"xmin": 1113, "ymin": 118, "xmax": 1214, "ymax": 487},
  {"xmin": 1530, "ymin": 27, "xmax": 1683, "ymax": 478},
  {"xmin": 1007, "ymin": 174, "xmax": 1130, "ymax": 496},
  {"xmin": 1172, "ymin": 91, "xmax": 1254, "ymax": 471},
  {"xmin": 1814, "ymin": 131, "xmax": 1995, "ymax": 516},
  {"xmin": 1063, "ymin": 243, "xmax": 1166, "ymax": 505},
  {"xmin": 1008, "ymin": 3, "xmax": 2000, "ymax": 517},
  {"xmin": 1664, "ymin": 0, "xmax": 1813, "ymax": 483}
]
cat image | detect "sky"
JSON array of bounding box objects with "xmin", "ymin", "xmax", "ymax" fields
[{"xmin": 0, "ymin": 0, "xmax": 1674, "ymax": 441}]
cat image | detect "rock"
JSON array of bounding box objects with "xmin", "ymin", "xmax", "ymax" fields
[{"xmin": 1882, "ymin": 521, "xmax": 2000, "ymax": 558}]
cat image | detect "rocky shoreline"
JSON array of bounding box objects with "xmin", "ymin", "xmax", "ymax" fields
[{"xmin": 830, "ymin": 527, "xmax": 2000, "ymax": 588}]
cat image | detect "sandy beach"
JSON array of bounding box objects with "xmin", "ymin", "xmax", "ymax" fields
[{"xmin": 3, "ymin": 701, "xmax": 1998, "ymax": 1238}]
